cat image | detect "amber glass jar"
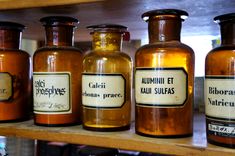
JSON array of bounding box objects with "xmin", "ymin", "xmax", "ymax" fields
[
  {"xmin": 82, "ymin": 24, "xmax": 132, "ymax": 131},
  {"xmin": 0, "ymin": 22, "xmax": 31, "ymax": 122},
  {"xmin": 205, "ymin": 13, "xmax": 235, "ymax": 148},
  {"xmin": 33, "ymin": 16, "xmax": 82, "ymax": 126},
  {"xmin": 135, "ymin": 9, "xmax": 195, "ymax": 137}
]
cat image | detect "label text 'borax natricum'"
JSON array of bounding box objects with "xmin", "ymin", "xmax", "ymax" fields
[{"xmin": 208, "ymin": 87, "xmax": 235, "ymax": 107}]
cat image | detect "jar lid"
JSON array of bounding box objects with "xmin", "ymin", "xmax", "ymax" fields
[
  {"xmin": 87, "ymin": 24, "xmax": 127, "ymax": 33},
  {"xmin": 78, "ymin": 146, "xmax": 118, "ymax": 156},
  {"xmin": 40, "ymin": 16, "xmax": 79, "ymax": 26},
  {"xmin": 0, "ymin": 21, "xmax": 25, "ymax": 30},
  {"xmin": 214, "ymin": 13, "xmax": 235, "ymax": 23},
  {"xmin": 142, "ymin": 9, "xmax": 188, "ymax": 22}
]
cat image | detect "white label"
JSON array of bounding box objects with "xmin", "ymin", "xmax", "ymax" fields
[
  {"xmin": 205, "ymin": 76, "xmax": 235, "ymax": 119},
  {"xmin": 33, "ymin": 72, "xmax": 71, "ymax": 114},
  {"xmin": 135, "ymin": 68, "xmax": 187, "ymax": 107},
  {"xmin": 82, "ymin": 73, "xmax": 125, "ymax": 108},
  {"xmin": 208, "ymin": 124, "xmax": 235, "ymax": 137},
  {"xmin": 0, "ymin": 73, "xmax": 12, "ymax": 101}
]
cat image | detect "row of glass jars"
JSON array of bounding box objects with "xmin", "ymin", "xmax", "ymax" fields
[{"xmin": 0, "ymin": 9, "xmax": 234, "ymax": 148}]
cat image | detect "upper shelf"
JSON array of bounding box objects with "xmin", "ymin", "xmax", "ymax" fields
[
  {"xmin": 0, "ymin": 0, "xmax": 103, "ymax": 10},
  {"xmin": 0, "ymin": 114, "xmax": 234, "ymax": 155},
  {"xmin": 0, "ymin": 0, "xmax": 234, "ymax": 42}
]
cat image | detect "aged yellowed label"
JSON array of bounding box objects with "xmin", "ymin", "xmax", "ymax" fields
[
  {"xmin": 135, "ymin": 68, "xmax": 188, "ymax": 107},
  {"xmin": 0, "ymin": 72, "xmax": 12, "ymax": 101},
  {"xmin": 205, "ymin": 76, "xmax": 235, "ymax": 120},
  {"xmin": 33, "ymin": 72, "xmax": 71, "ymax": 114},
  {"xmin": 82, "ymin": 73, "xmax": 125, "ymax": 108}
]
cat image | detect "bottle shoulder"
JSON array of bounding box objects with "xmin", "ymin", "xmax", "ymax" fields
[
  {"xmin": 83, "ymin": 50, "xmax": 132, "ymax": 73},
  {"xmin": 205, "ymin": 45, "xmax": 235, "ymax": 75},
  {"xmin": 207, "ymin": 45, "xmax": 235, "ymax": 55},
  {"xmin": 0, "ymin": 49, "xmax": 31, "ymax": 57},
  {"xmin": 206, "ymin": 46, "xmax": 235, "ymax": 63},
  {"xmin": 136, "ymin": 41, "xmax": 194, "ymax": 54},
  {"xmin": 84, "ymin": 50, "xmax": 132, "ymax": 61},
  {"xmin": 35, "ymin": 46, "xmax": 82, "ymax": 54}
]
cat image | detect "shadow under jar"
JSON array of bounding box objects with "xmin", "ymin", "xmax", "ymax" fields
[
  {"xmin": 0, "ymin": 22, "xmax": 32, "ymax": 122},
  {"xmin": 135, "ymin": 9, "xmax": 195, "ymax": 137},
  {"xmin": 82, "ymin": 24, "xmax": 132, "ymax": 131},
  {"xmin": 33, "ymin": 16, "xmax": 83, "ymax": 126},
  {"xmin": 205, "ymin": 13, "xmax": 235, "ymax": 148}
]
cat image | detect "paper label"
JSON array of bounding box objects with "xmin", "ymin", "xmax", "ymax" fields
[
  {"xmin": 0, "ymin": 72, "xmax": 12, "ymax": 101},
  {"xmin": 208, "ymin": 122, "xmax": 235, "ymax": 138},
  {"xmin": 205, "ymin": 76, "xmax": 235, "ymax": 120},
  {"xmin": 82, "ymin": 73, "xmax": 125, "ymax": 108},
  {"xmin": 33, "ymin": 72, "xmax": 71, "ymax": 114},
  {"xmin": 135, "ymin": 68, "xmax": 188, "ymax": 107}
]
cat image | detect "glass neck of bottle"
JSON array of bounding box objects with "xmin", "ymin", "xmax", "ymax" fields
[
  {"xmin": 92, "ymin": 32, "xmax": 122, "ymax": 51},
  {"xmin": 148, "ymin": 18, "xmax": 181, "ymax": 43},
  {"xmin": 0, "ymin": 29, "xmax": 21, "ymax": 49},
  {"xmin": 45, "ymin": 26, "xmax": 74, "ymax": 46},
  {"xmin": 220, "ymin": 22, "xmax": 235, "ymax": 45}
]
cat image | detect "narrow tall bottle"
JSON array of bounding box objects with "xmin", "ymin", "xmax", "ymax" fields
[
  {"xmin": 82, "ymin": 24, "xmax": 132, "ymax": 131},
  {"xmin": 135, "ymin": 9, "xmax": 195, "ymax": 137},
  {"xmin": 205, "ymin": 13, "xmax": 235, "ymax": 148},
  {"xmin": 0, "ymin": 22, "xmax": 31, "ymax": 122},
  {"xmin": 33, "ymin": 16, "xmax": 83, "ymax": 126}
]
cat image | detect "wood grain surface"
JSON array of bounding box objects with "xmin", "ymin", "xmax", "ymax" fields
[
  {"xmin": 0, "ymin": 114, "xmax": 234, "ymax": 155},
  {"xmin": 0, "ymin": 0, "xmax": 234, "ymax": 41},
  {"xmin": 0, "ymin": 0, "xmax": 103, "ymax": 10}
]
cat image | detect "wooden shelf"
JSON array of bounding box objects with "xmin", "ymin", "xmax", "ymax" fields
[
  {"xmin": 0, "ymin": 0, "xmax": 234, "ymax": 41},
  {"xmin": 0, "ymin": 114, "xmax": 234, "ymax": 155},
  {"xmin": 0, "ymin": 0, "xmax": 103, "ymax": 10},
  {"xmin": 0, "ymin": 1, "xmax": 234, "ymax": 155}
]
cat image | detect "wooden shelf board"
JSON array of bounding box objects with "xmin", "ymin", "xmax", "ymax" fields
[
  {"xmin": 0, "ymin": 114, "xmax": 234, "ymax": 155},
  {"xmin": 0, "ymin": 0, "xmax": 234, "ymax": 41},
  {"xmin": 0, "ymin": 0, "xmax": 103, "ymax": 10}
]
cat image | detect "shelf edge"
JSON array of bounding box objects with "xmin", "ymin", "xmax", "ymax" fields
[{"xmin": 0, "ymin": 0, "xmax": 104, "ymax": 10}]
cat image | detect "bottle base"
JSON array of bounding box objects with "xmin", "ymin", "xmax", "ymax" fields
[
  {"xmin": 34, "ymin": 121, "xmax": 81, "ymax": 127},
  {"xmin": 136, "ymin": 131, "xmax": 192, "ymax": 138},
  {"xmin": 83, "ymin": 124, "xmax": 130, "ymax": 132},
  {"xmin": 0, "ymin": 117, "xmax": 30, "ymax": 123},
  {"xmin": 207, "ymin": 139, "xmax": 235, "ymax": 148}
]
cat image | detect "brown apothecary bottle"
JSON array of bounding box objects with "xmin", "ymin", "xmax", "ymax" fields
[
  {"xmin": 135, "ymin": 9, "xmax": 195, "ymax": 137},
  {"xmin": 0, "ymin": 22, "xmax": 32, "ymax": 121},
  {"xmin": 82, "ymin": 24, "xmax": 132, "ymax": 131},
  {"xmin": 205, "ymin": 13, "xmax": 235, "ymax": 148},
  {"xmin": 33, "ymin": 16, "xmax": 83, "ymax": 126}
]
